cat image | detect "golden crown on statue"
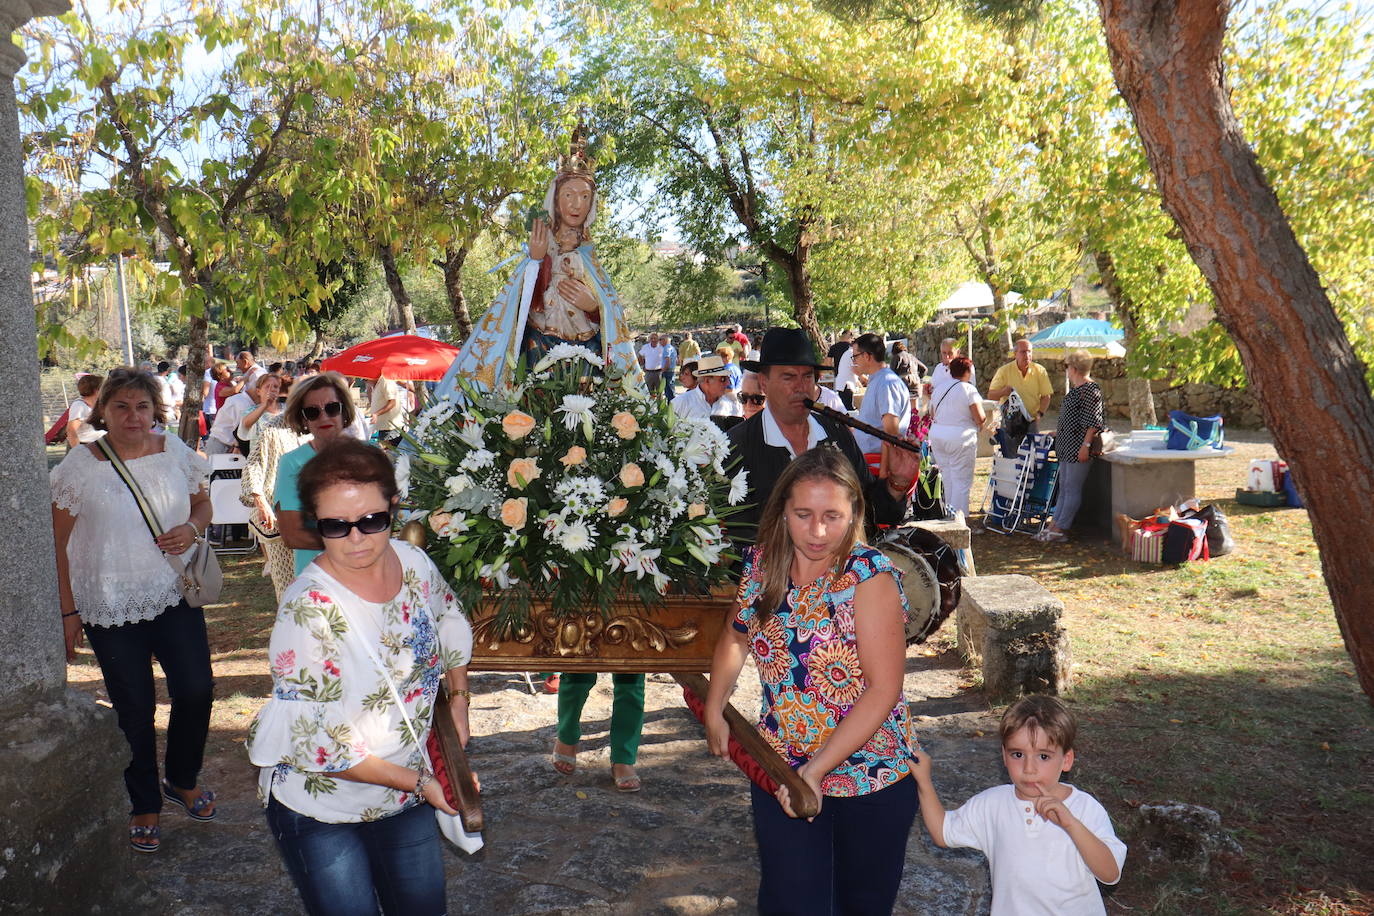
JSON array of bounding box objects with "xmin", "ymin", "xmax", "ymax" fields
[{"xmin": 556, "ymin": 124, "xmax": 596, "ymax": 185}]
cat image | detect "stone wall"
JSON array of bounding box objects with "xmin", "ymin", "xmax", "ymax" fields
[{"xmin": 910, "ymin": 321, "xmax": 1266, "ymax": 429}]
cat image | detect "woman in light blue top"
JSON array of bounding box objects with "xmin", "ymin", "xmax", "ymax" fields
[{"xmin": 276, "ymin": 372, "xmax": 359, "ymax": 576}]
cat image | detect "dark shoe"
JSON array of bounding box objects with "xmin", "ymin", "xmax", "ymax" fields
[
  {"xmin": 162, "ymin": 780, "xmax": 217, "ymax": 821},
  {"xmin": 129, "ymin": 821, "xmax": 160, "ymax": 853}
]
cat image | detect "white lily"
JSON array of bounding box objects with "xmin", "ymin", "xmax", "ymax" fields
[{"xmin": 728, "ymin": 469, "xmax": 749, "ymax": 505}]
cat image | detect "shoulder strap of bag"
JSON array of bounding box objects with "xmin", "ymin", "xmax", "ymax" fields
[
  {"xmin": 931, "ymin": 383, "xmax": 960, "ymax": 416},
  {"xmin": 95, "ymin": 436, "xmax": 165, "ymax": 540},
  {"xmin": 332, "ymin": 596, "xmax": 425, "ymax": 752}
]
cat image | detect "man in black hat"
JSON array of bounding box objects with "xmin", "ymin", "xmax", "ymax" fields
[{"xmin": 726, "ymin": 327, "xmax": 921, "ymax": 539}]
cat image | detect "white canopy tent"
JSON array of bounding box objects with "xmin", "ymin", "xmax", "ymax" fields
[{"xmin": 935, "ymin": 282, "xmax": 1027, "ymax": 358}]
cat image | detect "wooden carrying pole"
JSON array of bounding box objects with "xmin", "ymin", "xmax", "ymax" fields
[
  {"xmin": 674, "ymin": 672, "xmax": 821, "ymax": 819},
  {"xmin": 432, "ymin": 685, "xmax": 483, "ymax": 833}
]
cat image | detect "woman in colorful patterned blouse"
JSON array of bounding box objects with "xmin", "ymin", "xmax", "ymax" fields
[
  {"xmin": 704, "ymin": 446, "xmax": 921, "ymax": 915},
  {"xmin": 247, "ymin": 439, "xmax": 474, "ymax": 916}
]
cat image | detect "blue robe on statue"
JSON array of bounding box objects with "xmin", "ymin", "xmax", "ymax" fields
[{"xmin": 436, "ymin": 242, "xmax": 644, "ymax": 399}]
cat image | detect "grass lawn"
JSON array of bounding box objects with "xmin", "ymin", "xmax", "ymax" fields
[{"xmin": 972, "ymin": 434, "xmax": 1373, "ymax": 915}]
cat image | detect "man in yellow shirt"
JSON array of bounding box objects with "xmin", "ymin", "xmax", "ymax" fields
[{"xmin": 987, "ymin": 338, "xmax": 1053, "ymax": 457}]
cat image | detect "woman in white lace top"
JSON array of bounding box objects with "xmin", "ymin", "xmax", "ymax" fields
[
  {"xmin": 50, "ymin": 368, "xmax": 218, "ymax": 854},
  {"xmin": 247, "ymin": 439, "xmax": 474, "ymax": 915}
]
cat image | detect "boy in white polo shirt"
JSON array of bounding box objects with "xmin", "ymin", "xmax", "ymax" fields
[{"xmin": 913, "ymin": 695, "xmax": 1126, "ymax": 915}]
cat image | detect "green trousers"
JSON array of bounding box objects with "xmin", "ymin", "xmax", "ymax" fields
[{"xmin": 556, "ymin": 673, "xmax": 646, "ymax": 765}]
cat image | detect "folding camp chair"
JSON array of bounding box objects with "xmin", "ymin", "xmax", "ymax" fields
[{"xmin": 981, "ymin": 432, "xmax": 1058, "ymax": 535}]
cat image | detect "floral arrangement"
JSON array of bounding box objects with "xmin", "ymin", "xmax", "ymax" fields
[{"xmin": 401, "ymin": 344, "xmax": 747, "ymax": 630}]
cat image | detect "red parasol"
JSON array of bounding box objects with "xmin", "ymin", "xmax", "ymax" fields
[{"xmin": 320, "ymin": 335, "xmax": 460, "ymax": 381}]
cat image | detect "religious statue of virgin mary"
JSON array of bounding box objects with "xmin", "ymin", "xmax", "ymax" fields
[{"xmin": 436, "ymin": 129, "xmax": 644, "ymax": 396}]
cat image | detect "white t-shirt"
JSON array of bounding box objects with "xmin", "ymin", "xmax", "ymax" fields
[
  {"xmin": 931, "ymin": 380, "xmax": 982, "ymax": 431},
  {"xmin": 834, "ymin": 348, "xmax": 857, "ymax": 391},
  {"xmin": 933, "ymin": 361, "xmax": 976, "ymax": 389},
  {"xmin": 371, "ymin": 375, "xmax": 407, "ymax": 432},
  {"xmin": 812, "ymin": 385, "xmax": 844, "ymax": 412},
  {"xmin": 943, "ymin": 784, "xmax": 1126, "ymax": 916},
  {"xmin": 67, "ymin": 398, "xmax": 104, "ymax": 443},
  {"xmin": 670, "ymin": 386, "xmax": 741, "ymax": 421},
  {"xmin": 210, "ymin": 390, "xmax": 256, "ymax": 445},
  {"xmin": 853, "ymin": 366, "xmax": 911, "ymax": 453},
  {"xmin": 242, "ymin": 363, "xmax": 268, "ymax": 391},
  {"xmin": 639, "ymin": 343, "xmax": 666, "ymax": 371}
]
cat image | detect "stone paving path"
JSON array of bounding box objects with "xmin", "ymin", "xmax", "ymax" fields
[{"xmin": 133, "ymin": 651, "xmax": 1000, "ymax": 915}]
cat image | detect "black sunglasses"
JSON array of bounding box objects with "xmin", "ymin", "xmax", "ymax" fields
[
  {"xmin": 301, "ymin": 401, "xmax": 344, "ymax": 421},
  {"xmin": 316, "ymin": 510, "xmax": 392, "ymax": 539},
  {"xmin": 740, "ymin": 394, "xmax": 766, "ymax": 405}
]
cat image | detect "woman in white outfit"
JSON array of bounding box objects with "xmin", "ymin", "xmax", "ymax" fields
[{"xmin": 926, "ymin": 356, "xmax": 985, "ymax": 518}]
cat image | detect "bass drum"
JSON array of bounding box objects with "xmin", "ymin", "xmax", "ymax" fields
[{"xmin": 877, "ymin": 526, "xmax": 964, "ymax": 645}]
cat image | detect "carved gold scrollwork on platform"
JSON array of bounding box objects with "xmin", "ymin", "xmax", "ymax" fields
[
  {"xmin": 473, "ymin": 604, "xmax": 698, "ymax": 658},
  {"xmin": 602, "ymin": 616, "xmax": 697, "ymax": 653}
]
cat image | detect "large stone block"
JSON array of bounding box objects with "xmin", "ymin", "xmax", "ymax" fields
[
  {"xmin": 956, "ymin": 574, "xmax": 1071, "ymax": 702},
  {"xmin": 0, "ymin": 691, "xmax": 154, "ymax": 912}
]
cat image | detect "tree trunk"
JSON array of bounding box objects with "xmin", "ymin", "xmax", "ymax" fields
[
  {"xmin": 777, "ymin": 245, "xmax": 824, "ymax": 354},
  {"xmin": 378, "ymin": 244, "xmax": 417, "ymax": 334},
  {"xmin": 1093, "ymin": 248, "xmax": 1156, "ymax": 427},
  {"xmin": 442, "ymin": 244, "xmax": 473, "ymax": 342},
  {"xmin": 308, "ymin": 329, "xmax": 325, "ymax": 360},
  {"xmin": 1098, "ymin": 0, "xmax": 1374, "ymax": 702},
  {"xmin": 177, "ymin": 314, "xmax": 209, "ymax": 445}
]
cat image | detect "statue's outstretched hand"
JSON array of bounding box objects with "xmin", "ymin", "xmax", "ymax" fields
[{"xmin": 529, "ymin": 219, "xmax": 551, "ymax": 261}]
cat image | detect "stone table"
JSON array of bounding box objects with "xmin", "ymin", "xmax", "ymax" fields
[{"xmin": 1094, "ymin": 431, "xmax": 1234, "ymax": 543}]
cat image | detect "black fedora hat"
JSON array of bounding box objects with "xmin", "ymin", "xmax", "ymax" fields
[{"xmin": 742, "ymin": 327, "xmax": 825, "ymax": 372}]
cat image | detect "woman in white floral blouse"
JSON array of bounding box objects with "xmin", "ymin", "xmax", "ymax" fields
[{"xmin": 247, "ymin": 439, "xmax": 474, "ymax": 916}]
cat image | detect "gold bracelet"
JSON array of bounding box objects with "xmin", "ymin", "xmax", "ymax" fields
[{"xmin": 450, "ymin": 687, "xmax": 471, "ymax": 700}]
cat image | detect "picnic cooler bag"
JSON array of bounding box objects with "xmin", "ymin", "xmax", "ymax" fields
[{"xmin": 1167, "ymin": 410, "xmax": 1224, "ymax": 451}]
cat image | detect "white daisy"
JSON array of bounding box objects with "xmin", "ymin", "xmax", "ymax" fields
[
  {"xmin": 556, "ymin": 394, "xmax": 598, "ymax": 431},
  {"xmin": 728, "ymin": 469, "xmax": 749, "ymax": 505}
]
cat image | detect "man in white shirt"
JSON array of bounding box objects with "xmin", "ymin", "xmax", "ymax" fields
[
  {"xmin": 638, "ymin": 333, "xmax": 666, "ymax": 398},
  {"xmin": 930, "ymin": 337, "xmax": 976, "ymax": 391},
  {"xmin": 207, "ymin": 384, "xmax": 255, "ymax": 454},
  {"xmin": 670, "ymin": 355, "xmax": 741, "ymax": 421},
  {"xmin": 370, "ymin": 374, "xmax": 407, "ymax": 444},
  {"xmin": 833, "ymin": 344, "xmax": 858, "ymax": 410},
  {"xmin": 236, "ymin": 350, "xmax": 267, "ymax": 391},
  {"xmin": 850, "ymin": 333, "xmax": 913, "ymax": 460}
]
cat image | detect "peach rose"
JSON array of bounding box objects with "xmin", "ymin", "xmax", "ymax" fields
[
  {"xmin": 499, "ymin": 497, "xmax": 528, "ymax": 530},
  {"xmin": 619, "ymin": 463, "xmax": 645, "ymax": 488},
  {"xmin": 606, "ymin": 497, "xmax": 629, "ymax": 517},
  {"xmin": 611, "ymin": 411, "xmax": 640, "ymax": 440},
  {"xmin": 428, "ymin": 510, "xmax": 453, "ymax": 534},
  {"xmin": 688, "ymin": 502, "xmax": 706, "ymax": 519},
  {"xmin": 507, "ymin": 457, "xmax": 542, "ymax": 489},
  {"xmin": 502, "ymin": 410, "xmax": 536, "ymax": 439},
  {"xmin": 560, "ymin": 446, "xmax": 587, "ymax": 467}
]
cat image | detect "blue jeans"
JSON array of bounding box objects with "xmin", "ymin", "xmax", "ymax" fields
[
  {"xmin": 83, "ymin": 599, "xmax": 214, "ymax": 815},
  {"xmin": 750, "ymin": 775, "xmax": 918, "ymax": 915},
  {"xmin": 267, "ymin": 796, "xmax": 446, "ymax": 916},
  {"xmin": 1052, "ymin": 459, "xmax": 1093, "ymax": 531}
]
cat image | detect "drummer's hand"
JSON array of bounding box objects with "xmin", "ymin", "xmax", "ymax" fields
[
  {"xmin": 558, "ymin": 277, "xmax": 598, "ymax": 313},
  {"xmin": 885, "ymin": 437, "xmax": 922, "ymax": 491},
  {"xmin": 776, "ymin": 762, "xmax": 823, "ymax": 822},
  {"xmin": 528, "ymin": 219, "xmax": 550, "ymax": 261},
  {"xmin": 704, "ymin": 709, "xmax": 730, "ymax": 759}
]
